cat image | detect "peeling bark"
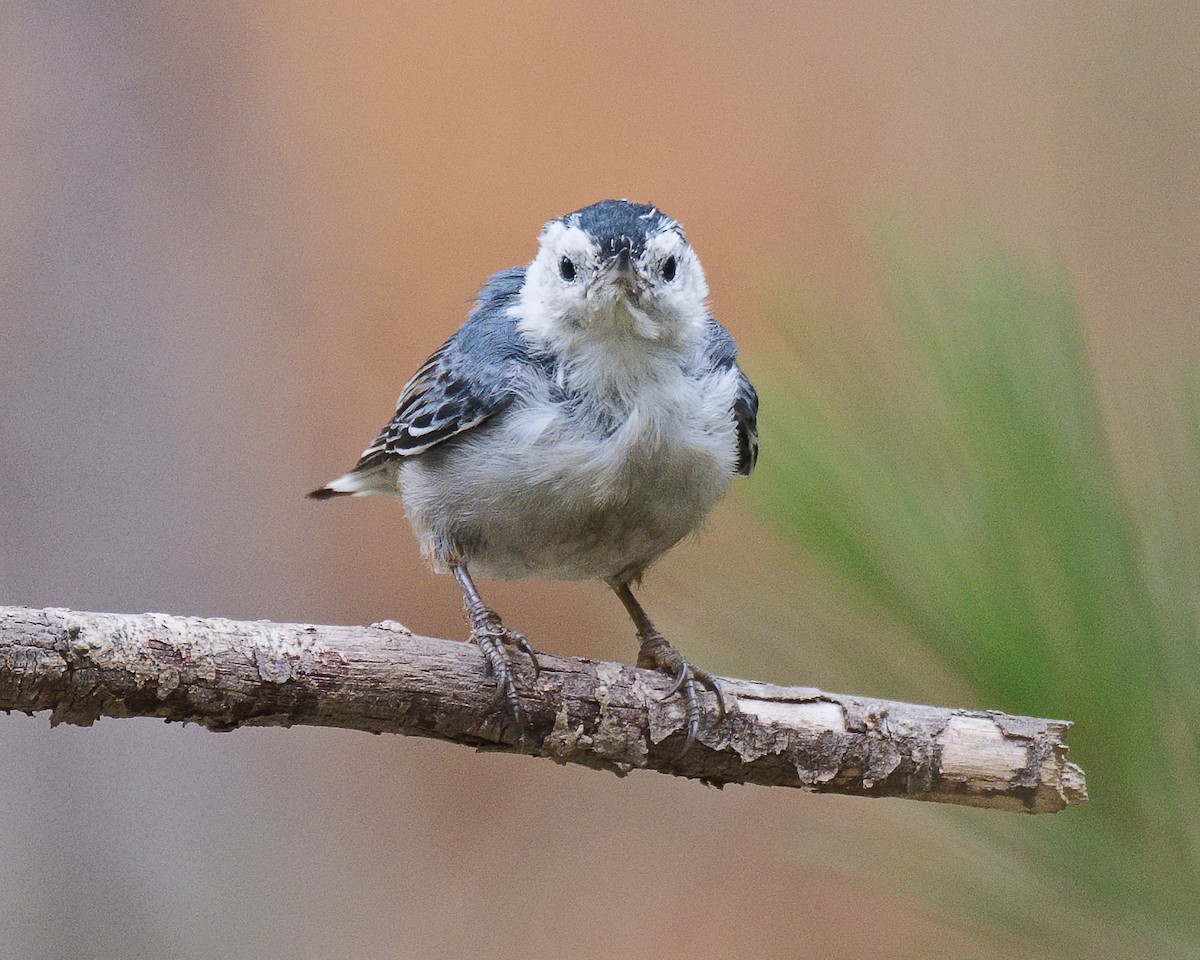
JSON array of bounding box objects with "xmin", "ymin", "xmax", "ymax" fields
[{"xmin": 0, "ymin": 605, "xmax": 1087, "ymax": 813}]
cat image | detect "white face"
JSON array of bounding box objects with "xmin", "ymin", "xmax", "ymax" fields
[{"xmin": 515, "ymin": 213, "xmax": 710, "ymax": 347}]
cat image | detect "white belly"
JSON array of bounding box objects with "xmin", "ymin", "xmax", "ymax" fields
[{"xmin": 398, "ymin": 366, "xmax": 741, "ymax": 582}]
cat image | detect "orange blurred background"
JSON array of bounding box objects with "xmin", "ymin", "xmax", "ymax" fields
[{"xmin": 2, "ymin": 3, "xmax": 1197, "ymax": 958}]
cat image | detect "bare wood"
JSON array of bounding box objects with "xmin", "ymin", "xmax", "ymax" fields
[{"xmin": 0, "ymin": 605, "xmax": 1086, "ymax": 813}]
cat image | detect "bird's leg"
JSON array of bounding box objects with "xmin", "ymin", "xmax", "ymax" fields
[
  {"xmin": 452, "ymin": 564, "xmax": 539, "ymax": 729},
  {"xmin": 611, "ymin": 581, "xmax": 725, "ymax": 754}
]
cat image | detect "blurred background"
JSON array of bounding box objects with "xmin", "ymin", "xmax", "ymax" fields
[{"xmin": 2, "ymin": 3, "xmax": 1197, "ymax": 958}]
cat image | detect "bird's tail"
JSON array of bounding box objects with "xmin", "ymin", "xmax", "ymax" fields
[
  {"xmin": 307, "ymin": 484, "xmax": 350, "ymax": 500},
  {"xmin": 307, "ymin": 464, "xmax": 395, "ymax": 500}
]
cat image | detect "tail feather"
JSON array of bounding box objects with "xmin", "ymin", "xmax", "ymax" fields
[
  {"xmin": 307, "ymin": 464, "xmax": 395, "ymax": 500},
  {"xmin": 307, "ymin": 485, "xmax": 350, "ymax": 500}
]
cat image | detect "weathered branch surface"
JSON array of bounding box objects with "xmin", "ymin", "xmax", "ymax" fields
[{"xmin": 0, "ymin": 605, "xmax": 1086, "ymax": 813}]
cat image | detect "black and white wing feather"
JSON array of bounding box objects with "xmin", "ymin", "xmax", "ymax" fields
[
  {"xmin": 704, "ymin": 318, "xmax": 759, "ymax": 476},
  {"xmin": 309, "ymin": 267, "xmax": 531, "ymax": 498},
  {"xmin": 355, "ymin": 339, "xmax": 506, "ymax": 465}
]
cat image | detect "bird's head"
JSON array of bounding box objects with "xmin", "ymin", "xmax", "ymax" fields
[{"xmin": 515, "ymin": 200, "xmax": 710, "ymax": 348}]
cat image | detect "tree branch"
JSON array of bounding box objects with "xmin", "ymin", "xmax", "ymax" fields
[{"xmin": 0, "ymin": 605, "xmax": 1086, "ymax": 813}]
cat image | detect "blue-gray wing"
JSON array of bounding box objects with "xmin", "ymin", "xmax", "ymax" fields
[
  {"xmin": 704, "ymin": 318, "xmax": 759, "ymax": 475},
  {"xmin": 352, "ymin": 267, "xmax": 531, "ymax": 468}
]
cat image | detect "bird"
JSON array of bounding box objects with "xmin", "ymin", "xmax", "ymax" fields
[{"xmin": 310, "ymin": 199, "xmax": 758, "ymax": 752}]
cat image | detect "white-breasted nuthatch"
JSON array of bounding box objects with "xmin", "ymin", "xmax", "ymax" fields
[{"xmin": 311, "ymin": 200, "xmax": 758, "ymax": 751}]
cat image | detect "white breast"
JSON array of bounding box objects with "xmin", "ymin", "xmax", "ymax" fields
[{"xmin": 398, "ymin": 351, "xmax": 742, "ymax": 582}]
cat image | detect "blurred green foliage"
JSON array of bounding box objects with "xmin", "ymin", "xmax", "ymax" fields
[{"xmin": 752, "ymin": 228, "xmax": 1199, "ymax": 952}]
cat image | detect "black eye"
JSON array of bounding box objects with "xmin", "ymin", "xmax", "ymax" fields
[
  {"xmin": 559, "ymin": 256, "xmax": 576, "ymax": 282},
  {"xmin": 661, "ymin": 256, "xmax": 677, "ymax": 282}
]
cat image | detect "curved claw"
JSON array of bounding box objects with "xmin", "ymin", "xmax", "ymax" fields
[
  {"xmin": 679, "ymin": 724, "xmax": 699, "ymax": 756},
  {"xmin": 677, "ymin": 676, "xmax": 701, "ymax": 756},
  {"xmin": 656, "ymin": 663, "xmax": 725, "ymax": 749},
  {"xmin": 456, "ymin": 566, "xmax": 529, "ymax": 737},
  {"xmin": 659, "ymin": 660, "xmax": 689, "ymax": 701},
  {"xmin": 500, "ymin": 673, "xmax": 520, "ymax": 727},
  {"xmin": 639, "ymin": 639, "xmax": 726, "ymax": 754},
  {"xmin": 512, "ymin": 634, "xmax": 541, "ymax": 679},
  {"xmin": 697, "ymin": 674, "xmax": 727, "ymax": 723},
  {"xmin": 472, "ymin": 628, "xmax": 522, "ymax": 734}
]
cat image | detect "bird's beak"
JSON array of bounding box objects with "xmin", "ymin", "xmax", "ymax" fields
[
  {"xmin": 587, "ymin": 244, "xmax": 639, "ymax": 300},
  {"xmin": 613, "ymin": 246, "xmax": 633, "ymax": 279}
]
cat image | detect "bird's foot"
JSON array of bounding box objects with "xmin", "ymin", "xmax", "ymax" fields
[
  {"xmin": 637, "ymin": 632, "xmax": 726, "ymax": 755},
  {"xmin": 469, "ymin": 608, "xmax": 540, "ymax": 730}
]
